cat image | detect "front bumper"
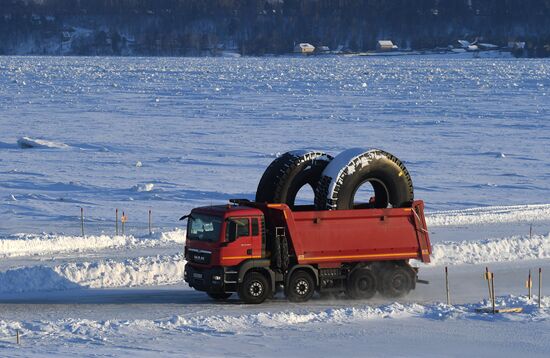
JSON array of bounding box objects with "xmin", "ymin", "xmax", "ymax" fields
[{"xmin": 184, "ymin": 264, "xmax": 238, "ymax": 293}]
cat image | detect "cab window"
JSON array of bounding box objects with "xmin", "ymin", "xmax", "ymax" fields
[
  {"xmin": 225, "ymin": 218, "xmax": 250, "ymax": 242},
  {"xmin": 251, "ymin": 218, "xmax": 259, "ymax": 236}
]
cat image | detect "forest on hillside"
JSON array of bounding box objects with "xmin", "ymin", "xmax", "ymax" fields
[{"xmin": 1, "ymin": 0, "xmax": 549, "ymax": 56}]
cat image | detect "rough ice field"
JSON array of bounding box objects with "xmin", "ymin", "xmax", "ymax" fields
[
  {"xmin": 1, "ymin": 56, "xmax": 550, "ymax": 356},
  {"xmin": 1, "ymin": 56, "xmax": 550, "ymax": 235}
]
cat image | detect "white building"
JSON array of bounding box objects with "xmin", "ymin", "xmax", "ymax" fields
[
  {"xmin": 294, "ymin": 43, "xmax": 315, "ymax": 54},
  {"xmin": 377, "ymin": 40, "xmax": 398, "ymax": 51}
]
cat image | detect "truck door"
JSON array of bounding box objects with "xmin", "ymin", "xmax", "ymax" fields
[{"xmin": 221, "ymin": 217, "xmax": 253, "ymax": 266}]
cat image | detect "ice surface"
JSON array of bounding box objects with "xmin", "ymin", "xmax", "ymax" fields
[
  {"xmin": 1, "ymin": 56, "xmax": 550, "ymax": 235},
  {"xmin": 1, "ymin": 56, "xmax": 549, "ymax": 357}
]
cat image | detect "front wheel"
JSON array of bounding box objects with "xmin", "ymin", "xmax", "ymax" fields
[
  {"xmin": 286, "ymin": 270, "xmax": 315, "ymax": 302},
  {"xmin": 207, "ymin": 292, "xmax": 232, "ymax": 300},
  {"xmin": 238, "ymin": 272, "xmax": 271, "ymax": 304}
]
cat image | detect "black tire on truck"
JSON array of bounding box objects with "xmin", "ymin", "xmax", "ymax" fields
[
  {"xmin": 286, "ymin": 270, "xmax": 315, "ymax": 302},
  {"xmin": 207, "ymin": 292, "xmax": 232, "ymax": 300},
  {"xmin": 379, "ymin": 265, "xmax": 414, "ymax": 298},
  {"xmin": 345, "ymin": 268, "xmax": 377, "ymax": 299},
  {"xmin": 314, "ymin": 148, "xmax": 414, "ymax": 210},
  {"xmin": 255, "ymin": 150, "xmax": 332, "ymax": 209},
  {"xmin": 238, "ymin": 272, "xmax": 271, "ymax": 304}
]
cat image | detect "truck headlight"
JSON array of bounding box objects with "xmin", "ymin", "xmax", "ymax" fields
[{"xmin": 212, "ymin": 275, "xmax": 222, "ymax": 281}]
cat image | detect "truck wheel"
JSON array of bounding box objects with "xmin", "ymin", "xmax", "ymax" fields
[
  {"xmin": 207, "ymin": 292, "xmax": 232, "ymax": 300},
  {"xmin": 315, "ymin": 148, "xmax": 413, "ymax": 210},
  {"xmin": 286, "ymin": 270, "xmax": 315, "ymax": 302},
  {"xmin": 345, "ymin": 268, "xmax": 377, "ymax": 299},
  {"xmin": 380, "ymin": 266, "xmax": 413, "ymax": 298},
  {"xmin": 256, "ymin": 150, "xmax": 332, "ymax": 209},
  {"xmin": 238, "ymin": 272, "xmax": 271, "ymax": 304}
]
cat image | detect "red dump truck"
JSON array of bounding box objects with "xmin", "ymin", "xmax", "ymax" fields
[{"xmin": 183, "ymin": 199, "xmax": 431, "ymax": 304}]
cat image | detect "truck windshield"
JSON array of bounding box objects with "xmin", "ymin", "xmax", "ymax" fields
[{"xmin": 187, "ymin": 214, "xmax": 222, "ymax": 242}]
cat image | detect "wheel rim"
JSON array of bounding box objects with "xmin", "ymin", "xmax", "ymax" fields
[
  {"xmin": 357, "ymin": 277, "xmax": 374, "ymax": 292},
  {"xmin": 391, "ymin": 273, "xmax": 407, "ymax": 292},
  {"xmin": 249, "ymin": 281, "xmax": 264, "ymax": 297},
  {"xmin": 295, "ymin": 279, "xmax": 310, "ymax": 296}
]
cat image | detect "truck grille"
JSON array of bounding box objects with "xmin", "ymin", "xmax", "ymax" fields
[{"xmin": 188, "ymin": 249, "xmax": 212, "ymax": 265}]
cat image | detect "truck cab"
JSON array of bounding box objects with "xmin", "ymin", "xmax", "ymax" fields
[{"xmin": 184, "ymin": 204, "xmax": 269, "ymax": 299}]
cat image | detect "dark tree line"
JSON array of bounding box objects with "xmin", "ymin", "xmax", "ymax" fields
[{"xmin": 1, "ymin": 0, "xmax": 549, "ymax": 56}]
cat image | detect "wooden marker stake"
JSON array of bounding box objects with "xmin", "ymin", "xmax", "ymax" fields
[
  {"xmin": 491, "ymin": 272, "xmax": 496, "ymax": 314},
  {"xmin": 445, "ymin": 266, "xmax": 451, "ymax": 305},
  {"xmin": 116, "ymin": 208, "xmax": 119, "ymax": 236},
  {"xmin": 539, "ymin": 268, "xmax": 542, "ymax": 309},
  {"xmin": 121, "ymin": 211, "xmax": 127, "ymax": 236},
  {"xmin": 80, "ymin": 207, "xmax": 84, "ymax": 237},
  {"xmin": 527, "ymin": 270, "xmax": 532, "ymax": 300},
  {"xmin": 148, "ymin": 209, "xmax": 152, "ymax": 236},
  {"xmin": 16, "ymin": 329, "xmax": 20, "ymax": 345},
  {"xmin": 485, "ymin": 267, "xmax": 492, "ymax": 301}
]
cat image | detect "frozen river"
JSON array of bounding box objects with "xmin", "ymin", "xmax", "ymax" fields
[
  {"xmin": 1, "ymin": 56, "xmax": 549, "ymax": 235},
  {"xmin": 1, "ymin": 56, "xmax": 550, "ymax": 357}
]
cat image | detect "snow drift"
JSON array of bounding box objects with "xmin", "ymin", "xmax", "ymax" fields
[
  {"xmin": 0, "ymin": 229, "xmax": 185, "ymax": 258},
  {"xmin": 0, "ymin": 254, "xmax": 185, "ymax": 293},
  {"xmin": 0, "ymin": 295, "xmax": 547, "ymax": 342},
  {"xmin": 425, "ymin": 233, "xmax": 550, "ymax": 266},
  {"xmin": 426, "ymin": 204, "xmax": 550, "ymax": 227},
  {"xmin": 17, "ymin": 136, "xmax": 70, "ymax": 149}
]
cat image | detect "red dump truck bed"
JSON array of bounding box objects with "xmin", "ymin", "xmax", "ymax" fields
[{"xmin": 267, "ymin": 200, "xmax": 431, "ymax": 265}]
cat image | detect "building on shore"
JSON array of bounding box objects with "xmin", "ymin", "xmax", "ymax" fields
[
  {"xmin": 377, "ymin": 40, "xmax": 398, "ymax": 51},
  {"xmin": 294, "ymin": 43, "xmax": 315, "ymax": 54}
]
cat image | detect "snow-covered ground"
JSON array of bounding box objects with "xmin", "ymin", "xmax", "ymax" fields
[{"xmin": 1, "ymin": 56, "xmax": 549, "ymax": 356}]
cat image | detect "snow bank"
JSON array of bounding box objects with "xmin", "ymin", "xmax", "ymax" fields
[
  {"xmin": 55, "ymin": 254, "xmax": 185, "ymax": 289},
  {"xmin": 0, "ymin": 229, "xmax": 185, "ymax": 258},
  {"xmin": 424, "ymin": 233, "xmax": 550, "ymax": 266},
  {"xmin": 0, "ymin": 295, "xmax": 547, "ymax": 341},
  {"xmin": 16, "ymin": 136, "xmax": 70, "ymax": 149},
  {"xmin": 0, "ymin": 266, "xmax": 80, "ymax": 293},
  {"xmin": 0, "ymin": 254, "xmax": 185, "ymax": 293},
  {"xmin": 426, "ymin": 204, "xmax": 550, "ymax": 227}
]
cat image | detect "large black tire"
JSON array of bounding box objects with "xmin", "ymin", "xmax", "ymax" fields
[
  {"xmin": 207, "ymin": 292, "xmax": 232, "ymax": 300},
  {"xmin": 286, "ymin": 270, "xmax": 316, "ymax": 302},
  {"xmin": 379, "ymin": 266, "xmax": 414, "ymax": 298},
  {"xmin": 238, "ymin": 272, "xmax": 271, "ymax": 304},
  {"xmin": 256, "ymin": 150, "xmax": 332, "ymax": 209},
  {"xmin": 345, "ymin": 268, "xmax": 377, "ymax": 299},
  {"xmin": 315, "ymin": 148, "xmax": 413, "ymax": 210}
]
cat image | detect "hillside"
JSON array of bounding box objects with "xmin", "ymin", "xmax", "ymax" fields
[{"xmin": 1, "ymin": 0, "xmax": 550, "ymax": 56}]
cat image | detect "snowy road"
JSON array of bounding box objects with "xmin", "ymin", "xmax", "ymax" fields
[{"xmin": 0, "ymin": 216, "xmax": 549, "ymax": 357}]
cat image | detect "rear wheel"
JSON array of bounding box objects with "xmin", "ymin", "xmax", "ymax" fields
[
  {"xmin": 380, "ymin": 266, "xmax": 413, "ymax": 298},
  {"xmin": 346, "ymin": 268, "xmax": 377, "ymax": 299},
  {"xmin": 207, "ymin": 292, "xmax": 232, "ymax": 300},
  {"xmin": 286, "ymin": 270, "xmax": 315, "ymax": 302},
  {"xmin": 238, "ymin": 272, "xmax": 271, "ymax": 304}
]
